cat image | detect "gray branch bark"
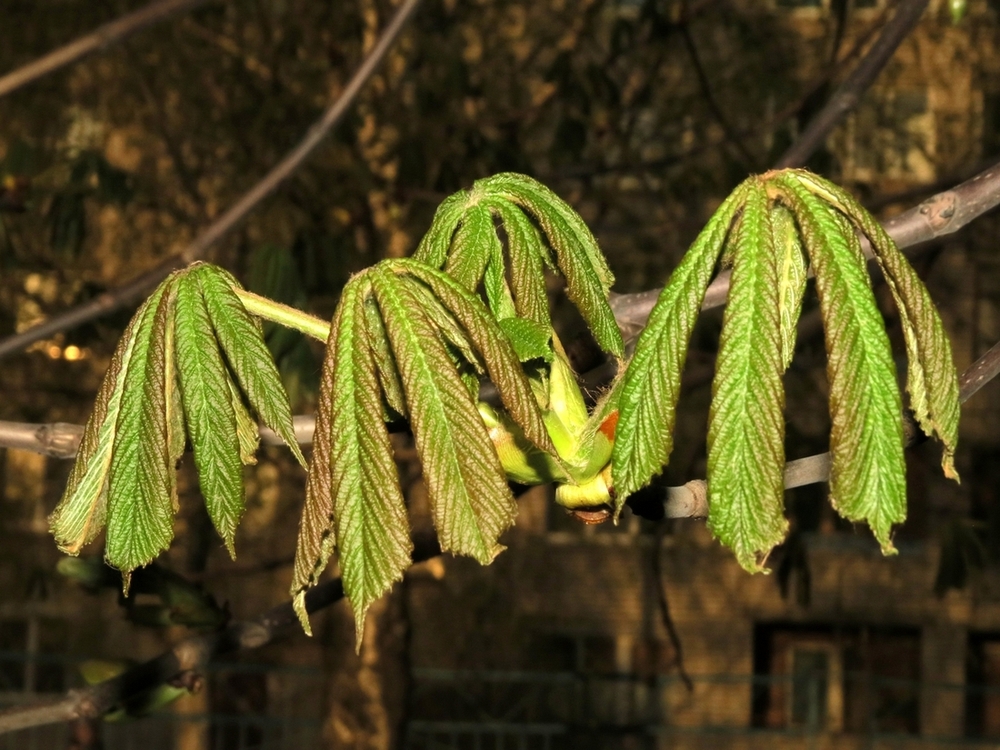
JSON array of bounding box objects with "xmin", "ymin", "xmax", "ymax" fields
[{"xmin": 0, "ymin": 0, "xmax": 423, "ymax": 361}]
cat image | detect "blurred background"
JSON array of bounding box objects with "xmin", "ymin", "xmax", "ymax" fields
[{"xmin": 1, "ymin": 0, "xmax": 1000, "ymax": 747}]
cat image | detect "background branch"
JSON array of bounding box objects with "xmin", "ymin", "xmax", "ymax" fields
[
  {"xmin": 773, "ymin": 0, "xmax": 930, "ymax": 169},
  {"xmin": 0, "ymin": 533, "xmax": 442, "ymax": 735},
  {"xmin": 0, "ymin": 0, "xmax": 213, "ymax": 99},
  {"xmin": 0, "ymin": 0, "xmax": 423, "ymax": 361}
]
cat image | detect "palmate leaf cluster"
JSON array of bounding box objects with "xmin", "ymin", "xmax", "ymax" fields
[
  {"xmin": 52, "ymin": 169, "xmax": 962, "ymax": 642},
  {"xmin": 612, "ymin": 169, "xmax": 960, "ymax": 570},
  {"xmin": 49, "ymin": 263, "xmax": 305, "ymax": 588}
]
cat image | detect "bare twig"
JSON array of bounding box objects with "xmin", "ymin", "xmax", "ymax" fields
[
  {"xmin": 773, "ymin": 0, "xmax": 930, "ymax": 169},
  {"xmin": 0, "ymin": 533, "xmax": 442, "ymax": 735},
  {"xmin": 0, "ymin": 415, "xmax": 317, "ymax": 459},
  {"xmin": 0, "ymin": 0, "xmax": 423, "ymax": 361},
  {"xmin": 0, "ymin": 0, "xmax": 212, "ymax": 99}
]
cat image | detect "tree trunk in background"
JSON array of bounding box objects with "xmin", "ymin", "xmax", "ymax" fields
[{"xmin": 321, "ymin": 585, "xmax": 410, "ymax": 750}]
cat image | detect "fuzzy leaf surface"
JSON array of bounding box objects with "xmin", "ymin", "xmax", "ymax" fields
[
  {"xmin": 613, "ymin": 184, "xmax": 749, "ymax": 499},
  {"xmin": 772, "ymin": 205, "xmax": 808, "ymax": 370},
  {"xmin": 292, "ymin": 277, "xmax": 412, "ymax": 639},
  {"xmin": 174, "ymin": 278, "xmax": 245, "ymax": 557},
  {"xmin": 372, "ymin": 267, "xmax": 517, "ymax": 563},
  {"xmin": 105, "ymin": 284, "xmax": 176, "ymax": 578},
  {"xmin": 413, "ymin": 191, "xmax": 468, "ymax": 269},
  {"xmin": 707, "ymin": 181, "xmax": 788, "ymax": 570},
  {"xmin": 488, "ymin": 199, "xmax": 550, "ymax": 326},
  {"xmin": 794, "ymin": 170, "xmax": 960, "ymax": 479},
  {"xmin": 445, "ymin": 203, "xmax": 493, "ymax": 291},
  {"xmin": 50, "ymin": 292, "xmax": 152, "ymax": 553},
  {"xmin": 478, "ymin": 173, "xmax": 623, "ymax": 357},
  {"xmin": 194, "ymin": 265, "xmax": 306, "ymax": 467},
  {"xmin": 399, "ymin": 262, "xmax": 554, "ymax": 455},
  {"xmin": 778, "ymin": 175, "xmax": 906, "ymax": 550}
]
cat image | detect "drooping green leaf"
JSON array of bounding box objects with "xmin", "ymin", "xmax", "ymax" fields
[
  {"xmin": 794, "ymin": 170, "xmax": 960, "ymax": 479},
  {"xmin": 772, "ymin": 205, "xmax": 807, "ymax": 370},
  {"xmin": 174, "ymin": 278, "xmax": 245, "ymax": 558},
  {"xmin": 479, "ymin": 173, "xmax": 623, "ymax": 357},
  {"xmin": 50, "ymin": 291, "xmax": 157, "ymax": 554},
  {"xmin": 488, "ymin": 199, "xmax": 550, "ymax": 327},
  {"xmin": 498, "ymin": 317, "xmax": 553, "ymax": 363},
  {"xmin": 371, "ymin": 267, "xmax": 517, "ymax": 564},
  {"xmin": 777, "ymin": 175, "xmax": 906, "ymax": 551},
  {"xmin": 483, "ymin": 244, "xmax": 518, "ymax": 322},
  {"xmin": 193, "ymin": 265, "xmax": 306, "ymax": 467},
  {"xmin": 612, "ymin": 183, "xmax": 751, "ymax": 501},
  {"xmin": 398, "ymin": 261, "xmax": 554, "ymax": 455},
  {"xmin": 162, "ymin": 282, "xmax": 186, "ymax": 512},
  {"xmin": 404, "ymin": 278, "xmax": 485, "ymax": 374},
  {"xmin": 479, "ymin": 173, "xmax": 613, "ymax": 287},
  {"xmin": 706, "ymin": 180, "xmax": 788, "ymax": 571},
  {"xmin": 292, "ymin": 276, "xmax": 413, "ymax": 639},
  {"xmin": 445, "ymin": 203, "xmax": 494, "ymax": 291},
  {"xmin": 105, "ymin": 283, "xmax": 176, "ymax": 581},
  {"xmin": 363, "ymin": 295, "xmax": 407, "ymax": 418},
  {"xmin": 413, "ymin": 190, "xmax": 469, "ymax": 269},
  {"xmin": 227, "ymin": 376, "xmax": 260, "ymax": 466}
]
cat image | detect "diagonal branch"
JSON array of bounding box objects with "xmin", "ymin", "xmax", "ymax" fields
[
  {"xmin": 0, "ymin": 0, "xmax": 423, "ymax": 361},
  {"xmin": 0, "ymin": 533, "xmax": 442, "ymax": 735},
  {"xmin": 773, "ymin": 0, "xmax": 930, "ymax": 169},
  {"xmin": 0, "ymin": 0, "xmax": 213, "ymax": 99}
]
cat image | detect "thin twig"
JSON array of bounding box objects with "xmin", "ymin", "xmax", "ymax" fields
[
  {"xmin": 0, "ymin": 0, "xmax": 212, "ymax": 99},
  {"xmin": 0, "ymin": 415, "xmax": 317, "ymax": 459},
  {"xmin": 0, "ymin": 0, "xmax": 423, "ymax": 361},
  {"xmin": 0, "ymin": 533, "xmax": 442, "ymax": 735},
  {"xmin": 773, "ymin": 0, "xmax": 930, "ymax": 169}
]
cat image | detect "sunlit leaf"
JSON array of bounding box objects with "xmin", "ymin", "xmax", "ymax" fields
[
  {"xmin": 778, "ymin": 174, "xmax": 906, "ymax": 551},
  {"xmin": 50, "ymin": 293, "xmax": 157, "ymax": 554},
  {"xmin": 772, "ymin": 205, "xmax": 807, "ymax": 370},
  {"xmin": 105, "ymin": 283, "xmax": 176, "ymax": 581},
  {"xmin": 399, "ymin": 261, "xmax": 554, "ymax": 455},
  {"xmin": 794, "ymin": 170, "xmax": 960, "ymax": 479},
  {"xmin": 480, "ymin": 173, "xmax": 623, "ymax": 356},
  {"xmin": 414, "ymin": 191, "xmax": 468, "ymax": 269},
  {"xmin": 194, "ymin": 265, "xmax": 306, "ymax": 467},
  {"xmin": 174, "ymin": 278, "xmax": 245, "ymax": 557},
  {"xmin": 292, "ymin": 277, "xmax": 412, "ymax": 639},
  {"xmin": 706, "ymin": 180, "xmax": 788, "ymax": 571},
  {"xmin": 372, "ymin": 266, "xmax": 517, "ymax": 563},
  {"xmin": 612, "ymin": 184, "xmax": 750, "ymax": 501}
]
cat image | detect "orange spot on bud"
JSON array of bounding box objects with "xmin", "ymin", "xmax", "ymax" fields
[{"xmin": 598, "ymin": 410, "xmax": 619, "ymax": 442}]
